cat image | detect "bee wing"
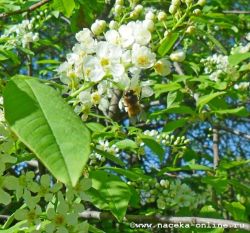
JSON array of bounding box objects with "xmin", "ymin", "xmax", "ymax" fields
[{"xmin": 138, "ymin": 107, "xmax": 147, "ymax": 122}]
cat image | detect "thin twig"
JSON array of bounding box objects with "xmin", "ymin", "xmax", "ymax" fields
[
  {"xmin": 223, "ymin": 10, "xmax": 250, "ymax": 14},
  {"xmin": 219, "ymin": 126, "xmax": 250, "ymax": 141},
  {"xmin": 173, "ymin": 62, "xmax": 184, "ymax": 75},
  {"xmin": 0, "ymin": 0, "xmax": 50, "ymax": 18},
  {"xmin": 108, "ymin": 89, "xmax": 122, "ymax": 121},
  {"xmin": 212, "ymin": 126, "xmax": 219, "ymax": 169}
]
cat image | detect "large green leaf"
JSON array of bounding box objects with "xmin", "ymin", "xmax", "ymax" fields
[
  {"xmin": 141, "ymin": 136, "xmax": 165, "ymax": 161},
  {"xmin": 115, "ymin": 139, "xmax": 138, "ymax": 150},
  {"xmin": 197, "ymin": 92, "xmax": 226, "ymax": 111},
  {"xmin": 212, "ymin": 106, "xmax": 249, "ymax": 117},
  {"xmin": 202, "ymin": 176, "xmax": 228, "ymax": 194},
  {"xmin": 53, "ymin": 0, "xmax": 75, "ymax": 17},
  {"xmin": 158, "ymin": 164, "xmax": 212, "ymax": 175},
  {"xmin": 101, "ymin": 167, "xmax": 150, "ymax": 181},
  {"xmin": 224, "ymin": 202, "xmax": 247, "ymax": 221},
  {"xmin": 154, "ymin": 83, "xmax": 182, "ymax": 98},
  {"xmin": 158, "ymin": 32, "xmax": 179, "ymax": 56},
  {"xmin": 3, "ymin": 76, "xmax": 90, "ymax": 186},
  {"xmin": 163, "ymin": 118, "xmax": 187, "ymax": 132},
  {"xmin": 88, "ymin": 170, "xmax": 131, "ymax": 222},
  {"xmin": 228, "ymin": 52, "xmax": 250, "ymax": 66}
]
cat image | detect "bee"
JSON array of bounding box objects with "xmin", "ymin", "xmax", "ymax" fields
[{"xmin": 123, "ymin": 89, "xmax": 141, "ymax": 118}]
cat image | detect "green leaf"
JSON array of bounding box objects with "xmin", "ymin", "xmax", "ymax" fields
[
  {"xmin": 89, "ymin": 170, "xmax": 131, "ymax": 222},
  {"xmin": 36, "ymin": 59, "xmax": 61, "ymax": 64},
  {"xmin": 17, "ymin": 46, "xmax": 34, "ymax": 56},
  {"xmin": 228, "ymin": 179, "xmax": 250, "ymax": 194},
  {"xmin": 219, "ymin": 159, "xmax": 250, "ymax": 170},
  {"xmin": 163, "ymin": 118, "xmax": 187, "ymax": 132},
  {"xmin": 212, "ymin": 107, "xmax": 249, "ymax": 117},
  {"xmin": 159, "ymin": 164, "xmax": 212, "ymax": 175},
  {"xmin": 197, "ymin": 92, "xmax": 226, "ymax": 111},
  {"xmin": 158, "ymin": 32, "xmax": 179, "ymax": 56},
  {"xmin": 199, "ymin": 205, "xmax": 222, "ymax": 218},
  {"xmin": 141, "ymin": 136, "xmax": 165, "ymax": 161},
  {"xmin": 202, "ymin": 176, "xmax": 228, "ymax": 194},
  {"xmin": 53, "ymin": 0, "xmax": 75, "ymax": 17},
  {"xmin": 86, "ymin": 122, "xmax": 105, "ymax": 132},
  {"xmin": 94, "ymin": 148, "xmax": 125, "ymax": 167},
  {"xmin": 154, "ymin": 83, "xmax": 181, "ymax": 98},
  {"xmin": 3, "ymin": 76, "xmax": 90, "ymax": 186},
  {"xmin": 115, "ymin": 139, "xmax": 138, "ymax": 150},
  {"xmin": 0, "ymin": 220, "xmax": 50, "ymax": 233},
  {"xmin": 239, "ymin": 63, "xmax": 250, "ymax": 71},
  {"xmin": 228, "ymin": 52, "xmax": 250, "ymax": 66},
  {"xmin": 167, "ymin": 92, "xmax": 177, "ymax": 108},
  {"xmin": 101, "ymin": 167, "xmax": 150, "ymax": 181},
  {"xmin": 151, "ymin": 105, "xmax": 196, "ymax": 117},
  {"xmin": 224, "ymin": 202, "xmax": 247, "ymax": 221},
  {"xmin": 88, "ymin": 224, "xmax": 105, "ymax": 233},
  {"xmin": 197, "ymin": 29, "xmax": 227, "ymax": 55}
]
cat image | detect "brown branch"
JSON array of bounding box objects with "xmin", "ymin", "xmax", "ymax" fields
[
  {"xmin": 79, "ymin": 211, "xmax": 250, "ymax": 231},
  {"xmin": 223, "ymin": 10, "xmax": 250, "ymax": 14},
  {"xmin": 108, "ymin": 89, "xmax": 122, "ymax": 121},
  {"xmin": 1, "ymin": 210, "xmax": 250, "ymax": 230},
  {"xmin": 173, "ymin": 62, "xmax": 184, "ymax": 75},
  {"xmin": 218, "ymin": 126, "xmax": 250, "ymax": 141},
  {"xmin": 212, "ymin": 126, "xmax": 219, "ymax": 169},
  {"xmin": 0, "ymin": 0, "xmax": 50, "ymax": 18}
]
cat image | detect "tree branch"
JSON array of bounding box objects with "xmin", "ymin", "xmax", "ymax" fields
[
  {"xmin": 0, "ymin": 0, "xmax": 50, "ymax": 18},
  {"xmin": 173, "ymin": 62, "xmax": 184, "ymax": 75},
  {"xmin": 79, "ymin": 211, "xmax": 250, "ymax": 231},
  {"xmin": 218, "ymin": 126, "xmax": 250, "ymax": 141},
  {"xmin": 1, "ymin": 211, "xmax": 249, "ymax": 230},
  {"xmin": 212, "ymin": 126, "xmax": 219, "ymax": 169},
  {"xmin": 223, "ymin": 10, "xmax": 250, "ymax": 14},
  {"xmin": 108, "ymin": 89, "xmax": 122, "ymax": 121}
]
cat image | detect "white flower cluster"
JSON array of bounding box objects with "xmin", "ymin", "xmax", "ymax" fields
[
  {"xmin": 142, "ymin": 130, "xmax": 190, "ymax": 147},
  {"xmin": 201, "ymin": 54, "xmax": 230, "ymax": 81},
  {"xmin": 157, "ymin": 179, "xmax": 198, "ymax": 210},
  {"xmin": 89, "ymin": 140, "xmax": 119, "ymax": 166},
  {"xmin": 58, "ymin": 18, "xmax": 172, "ymax": 119},
  {"xmin": 234, "ymin": 82, "xmax": 250, "ymax": 91},
  {"xmin": 1, "ymin": 19, "xmax": 39, "ymax": 48},
  {"xmin": 231, "ymin": 42, "xmax": 250, "ymax": 55},
  {"xmin": 130, "ymin": 178, "xmax": 198, "ymax": 210}
]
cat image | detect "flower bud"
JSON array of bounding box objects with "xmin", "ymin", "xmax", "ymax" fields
[
  {"xmin": 193, "ymin": 8, "xmax": 201, "ymax": 15},
  {"xmin": 145, "ymin": 11, "xmax": 155, "ymax": 21},
  {"xmin": 170, "ymin": 49, "xmax": 186, "ymax": 62},
  {"xmin": 134, "ymin": 4, "xmax": 143, "ymax": 13},
  {"xmin": 114, "ymin": 4, "xmax": 123, "ymax": 16},
  {"xmin": 169, "ymin": 4, "xmax": 177, "ymax": 14},
  {"xmin": 164, "ymin": 30, "xmax": 170, "ymax": 37},
  {"xmin": 130, "ymin": 10, "xmax": 139, "ymax": 19},
  {"xmin": 157, "ymin": 199, "xmax": 166, "ymax": 209},
  {"xmin": 143, "ymin": 19, "xmax": 154, "ymax": 31},
  {"xmin": 109, "ymin": 20, "xmax": 118, "ymax": 29},
  {"xmin": 197, "ymin": 0, "xmax": 206, "ymax": 6},
  {"xmin": 154, "ymin": 58, "xmax": 171, "ymax": 76},
  {"xmin": 160, "ymin": 180, "xmax": 166, "ymax": 187},
  {"xmin": 172, "ymin": 0, "xmax": 181, "ymax": 6},
  {"xmin": 186, "ymin": 25, "xmax": 195, "ymax": 34},
  {"xmin": 115, "ymin": 0, "xmax": 124, "ymax": 5},
  {"xmin": 185, "ymin": 0, "xmax": 193, "ymax": 5},
  {"xmin": 157, "ymin": 11, "xmax": 167, "ymax": 21},
  {"xmin": 91, "ymin": 20, "xmax": 106, "ymax": 35}
]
